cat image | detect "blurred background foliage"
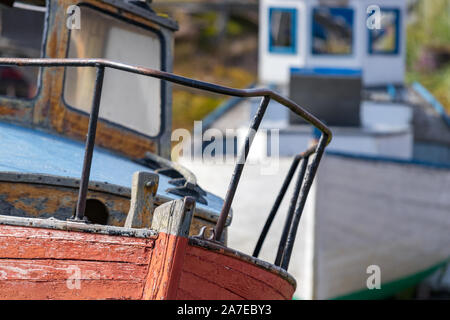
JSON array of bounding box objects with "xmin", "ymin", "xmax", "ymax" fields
[
  {"xmin": 154, "ymin": 0, "xmax": 258, "ymax": 131},
  {"xmin": 406, "ymin": 0, "xmax": 450, "ymax": 113},
  {"xmin": 154, "ymin": 0, "xmax": 449, "ymax": 131}
]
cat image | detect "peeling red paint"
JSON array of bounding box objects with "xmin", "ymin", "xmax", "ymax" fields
[{"xmin": 0, "ymin": 224, "xmax": 294, "ymax": 300}]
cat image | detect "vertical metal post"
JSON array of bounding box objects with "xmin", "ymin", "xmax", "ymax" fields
[
  {"xmin": 252, "ymin": 154, "xmax": 301, "ymax": 258},
  {"xmin": 74, "ymin": 66, "xmax": 105, "ymax": 220},
  {"xmin": 280, "ymin": 134, "xmax": 327, "ymax": 270},
  {"xmin": 214, "ymin": 96, "xmax": 271, "ymax": 241},
  {"xmin": 274, "ymin": 156, "xmax": 308, "ymax": 266}
]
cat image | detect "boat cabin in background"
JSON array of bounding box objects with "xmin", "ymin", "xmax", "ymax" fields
[
  {"xmin": 229, "ymin": 0, "xmax": 417, "ymax": 159},
  {"xmin": 259, "ymin": 0, "xmax": 406, "ymax": 87},
  {"xmin": 201, "ymin": 0, "xmax": 442, "ymax": 161}
]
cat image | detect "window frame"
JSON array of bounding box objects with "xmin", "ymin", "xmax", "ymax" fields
[
  {"xmin": 0, "ymin": 2, "xmax": 49, "ymax": 102},
  {"xmin": 311, "ymin": 6, "xmax": 355, "ymax": 57},
  {"xmin": 368, "ymin": 8, "xmax": 401, "ymax": 55},
  {"xmin": 268, "ymin": 7, "xmax": 298, "ymax": 55},
  {"xmin": 61, "ymin": 3, "xmax": 167, "ymax": 139}
]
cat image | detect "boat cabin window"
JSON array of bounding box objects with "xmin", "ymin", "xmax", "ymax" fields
[
  {"xmin": 312, "ymin": 7, "xmax": 354, "ymax": 55},
  {"xmin": 64, "ymin": 6, "xmax": 162, "ymax": 137},
  {"xmin": 368, "ymin": 8, "xmax": 400, "ymax": 55},
  {"xmin": 0, "ymin": 2, "xmax": 46, "ymax": 98},
  {"xmin": 268, "ymin": 7, "xmax": 297, "ymax": 54}
]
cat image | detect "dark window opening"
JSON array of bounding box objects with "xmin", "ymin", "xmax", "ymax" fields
[
  {"xmin": 84, "ymin": 199, "xmax": 109, "ymax": 225},
  {"xmin": 0, "ymin": 2, "xmax": 46, "ymax": 98},
  {"xmin": 268, "ymin": 8, "xmax": 297, "ymax": 54}
]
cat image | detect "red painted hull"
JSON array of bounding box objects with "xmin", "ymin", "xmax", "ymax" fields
[{"xmin": 0, "ymin": 224, "xmax": 295, "ymax": 300}]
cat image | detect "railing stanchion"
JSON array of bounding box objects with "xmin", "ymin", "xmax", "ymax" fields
[
  {"xmin": 214, "ymin": 96, "xmax": 271, "ymax": 241},
  {"xmin": 252, "ymin": 154, "xmax": 301, "ymax": 258},
  {"xmin": 74, "ymin": 65, "xmax": 105, "ymax": 221},
  {"xmin": 280, "ymin": 134, "xmax": 328, "ymax": 270},
  {"xmin": 274, "ymin": 156, "xmax": 308, "ymax": 266}
]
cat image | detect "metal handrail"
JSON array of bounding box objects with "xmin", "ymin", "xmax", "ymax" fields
[
  {"xmin": 252, "ymin": 152, "xmax": 304, "ymax": 258},
  {"xmin": 0, "ymin": 58, "xmax": 332, "ymax": 138},
  {"xmin": 252, "ymin": 144, "xmax": 324, "ymax": 270},
  {"xmin": 0, "ymin": 58, "xmax": 332, "ymax": 268}
]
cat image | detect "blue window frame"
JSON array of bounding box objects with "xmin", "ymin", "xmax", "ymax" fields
[
  {"xmin": 268, "ymin": 7, "xmax": 297, "ymax": 54},
  {"xmin": 312, "ymin": 7, "xmax": 354, "ymax": 56},
  {"xmin": 368, "ymin": 8, "xmax": 400, "ymax": 55}
]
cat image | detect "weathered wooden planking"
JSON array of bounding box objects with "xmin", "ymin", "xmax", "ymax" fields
[
  {"xmin": 0, "ymin": 224, "xmax": 154, "ymax": 299},
  {"xmin": 0, "ymin": 225, "xmax": 154, "ymax": 264},
  {"xmin": 177, "ymin": 270, "xmax": 244, "ymax": 300},
  {"xmin": 0, "ymin": 179, "xmax": 220, "ymax": 237},
  {"xmin": 125, "ymin": 172, "xmax": 159, "ymax": 229},
  {"xmin": 0, "ymin": 198, "xmax": 294, "ymax": 300},
  {"xmin": 0, "ymin": 260, "xmax": 147, "ymax": 281},
  {"xmin": 142, "ymin": 198, "xmax": 195, "ymax": 299},
  {"xmin": 0, "ymin": 280, "xmax": 144, "ymax": 300},
  {"xmin": 0, "ymin": 182, "xmax": 130, "ymax": 224},
  {"xmin": 143, "ymin": 197, "xmax": 294, "ymax": 300},
  {"xmin": 177, "ymin": 244, "xmax": 295, "ymax": 300},
  {"xmin": 143, "ymin": 233, "xmax": 189, "ymax": 300}
]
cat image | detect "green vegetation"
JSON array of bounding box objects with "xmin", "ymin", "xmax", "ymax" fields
[{"xmin": 406, "ymin": 0, "xmax": 450, "ymax": 112}]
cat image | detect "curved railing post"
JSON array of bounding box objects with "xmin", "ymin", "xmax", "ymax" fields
[
  {"xmin": 274, "ymin": 155, "xmax": 309, "ymax": 266},
  {"xmin": 252, "ymin": 153, "xmax": 302, "ymax": 258},
  {"xmin": 74, "ymin": 65, "xmax": 105, "ymax": 221},
  {"xmin": 214, "ymin": 96, "xmax": 271, "ymax": 241},
  {"xmin": 281, "ymin": 134, "xmax": 328, "ymax": 270}
]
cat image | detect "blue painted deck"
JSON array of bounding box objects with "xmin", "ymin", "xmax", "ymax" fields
[{"xmin": 0, "ymin": 121, "xmax": 224, "ymax": 213}]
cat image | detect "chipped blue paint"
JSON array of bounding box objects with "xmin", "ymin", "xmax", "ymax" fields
[{"xmin": 0, "ymin": 121, "xmax": 224, "ymax": 215}]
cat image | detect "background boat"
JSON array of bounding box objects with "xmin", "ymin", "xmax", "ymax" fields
[{"xmin": 178, "ymin": 0, "xmax": 450, "ymax": 299}]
